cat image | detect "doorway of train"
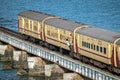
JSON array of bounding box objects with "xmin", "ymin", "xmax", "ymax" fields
[{"xmin": 117, "ymin": 46, "xmax": 120, "ymax": 68}]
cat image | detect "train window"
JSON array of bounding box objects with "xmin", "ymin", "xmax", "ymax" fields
[
  {"xmin": 34, "ymin": 25, "xmax": 38, "ymax": 31},
  {"xmin": 82, "ymin": 41, "xmax": 91, "ymax": 49},
  {"xmin": 82, "ymin": 41, "xmax": 86, "ymax": 47},
  {"xmin": 91, "ymin": 44, "xmax": 93, "ymax": 49},
  {"xmin": 84, "ymin": 42, "xmax": 86, "ymax": 47},
  {"xmin": 100, "ymin": 47, "xmax": 102, "ymax": 53},
  {"xmin": 97, "ymin": 46, "xmax": 99, "ymax": 51},
  {"xmin": 82, "ymin": 41, "xmax": 84, "ymax": 46},
  {"xmin": 33, "ymin": 21, "xmax": 38, "ymax": 31},
  {"xmin": 86, "ymin": 43, "xmax": 88, "ymax": 48},
  {"xmin": 24, "ymin": 19, "xmax": 29, "ymax": 29},
  {"xmin": 94, "ymin": 45, "xmax": 96, "ymax": 50},
  {"xmin": 30, "ymin": 21, "xmax": 32, "ymax": 29},
  {"xmin": 82, "ymin": 41, "xmax": 83, "ymax": 46},
  {"xmin": 88, "ymin": 43, "xmax": 90, "ymax": 48},
  {"xmin": 86, "ymin": 43, "xmax": 89, "ymax": 48},
  {"xmin": 104, "ymin": 48, "xmax": 106, "ymax": 54}
]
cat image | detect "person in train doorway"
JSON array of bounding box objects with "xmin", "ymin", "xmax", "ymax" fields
[{"xmin": 66, "ymin": 39, "xmax": 71, "ymax": 50}]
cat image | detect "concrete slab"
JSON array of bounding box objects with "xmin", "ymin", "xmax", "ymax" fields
[
  {"xmin": 13, "ymin": 51, "xmax": 28, "ymax": 69},
  {"xmin": 0, "ymin": 45, "xmax": 7, "ymax": 55},
  {"xmin": 28, "ymin": 57, "xmax": 46, "ymax": 76},
  {"xmin": 45, "ymin": 64, "xmax": 64, "ymax": 78},
  {"xmin": 63, "ymin": 73, "xmax": 83, "ymax": 80}
]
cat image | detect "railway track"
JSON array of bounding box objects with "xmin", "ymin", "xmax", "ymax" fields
[
  {"xmin": 0, "ymin": 27, "xmax": 22, "ymax": 39},
  {"xmin": 0, "ymin": 26, "xmax": 119, "ymax": 79}
]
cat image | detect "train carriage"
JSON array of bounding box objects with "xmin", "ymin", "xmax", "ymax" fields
[
  {"xmin": 45, "ymin": 18, "xmax": 80, "ymax": 50},
  {"xmin": 18, "ymin": 10, "xmax": 50, "ymax": 40},
  {"xmin": 18, "ymin": 10, "xmax": 120, "ymax": 73},
  {"xmin": 77, "ymin": 27, "xmax": 120, "ymax": 68}
]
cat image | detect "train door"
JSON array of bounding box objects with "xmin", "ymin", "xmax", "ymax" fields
[
  {"xmin": 112, "ymin": 45, "xmax": 120, "ymax": 68},
  {"xmin": 19, "ymin": 17, "xmax": 24, "ymax": 33},
  {"xmin": 21, "ymin": 17, "xmax": 25, "ymax": 34},
  {"xmin": 29, "ymin": 20, "xmax": 33, "ymax": 36},
  {"xmin": 117, "ymin": 46, "xmax": 120, "ymax": 68},
  {"xmin": 75, "ymin": 34, "xmax": 79, "ymax": 54}
]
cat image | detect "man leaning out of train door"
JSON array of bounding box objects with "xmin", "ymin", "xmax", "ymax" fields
[{"xmin": 66, "ymin": 39, "xmax": 71, "ymax": 50}]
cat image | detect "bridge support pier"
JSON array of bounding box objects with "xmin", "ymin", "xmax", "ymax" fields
[
  {"xmin": 13, "ymin": 50, "xmax": 28, "ymax": 75},
  {"xmin": 45, "ymin": 64, "xmax": 64, "ymax": 80},
  {"xmin": 63, "ymin": 73, "xmax": 84, "ymax": 80},
  {"xmin": 27, "ymin": 57, "xmax": 46, "ymax": 76},
  {"xmin": 0, "ymin": 45, "xmax": 14, "ymax": 70},
  {"xmin": 13, "ymin": 51, "xmax": 28, "ymax": 69}
]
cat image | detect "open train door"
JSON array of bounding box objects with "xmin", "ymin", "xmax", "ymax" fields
[
  {"xmin": 113, "ymin": 46, "xmax": 120, "ymax": 74},
  {"xmin": 111, "ymin": 43, "xmax": 120, "ymax": 73},
  {"xmin": 117, "ymin": 46, "xmax": 120, "ymax": 68},
  {"xmin": 112, "ymin": 38, "xmax": 120, "ymax": 70},
  {"xmin": 111, "ymin": 45, "xmax": 120, "ymax": 68}
]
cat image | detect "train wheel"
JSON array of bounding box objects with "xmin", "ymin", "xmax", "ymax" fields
[
  {"xmin": 45, "ymin": 42, "xmax": 49, "ymax": 48},
  {"xmin": 108, "ymin": 66, "xmax": 114, "ymax": 72},
  {"xmin": 39, "ymin": 41, "xmax": 45, "ymax": 46},
  {"xmin": 49, "ymin": 45, "xmax": 56, "ymax": 51},
  {"xmin": 79, "ymin": 55, "xmax": 83, "ymax": 61},
  {"xmin": 82, "ymin": 56, "xmax": 89, "ymax": 63},
  {"xmin": 29, "ymin": 37, "xmax": 35, "ymax": 42},
  {"xmin": 60, "ymin": 48, "xmax": 63, "ymax": 53},
  {"xmin": 69, "ymin": 52, "xmax": 74, "ymax": 58},
  {"xmin": 60, "ymin": 48, "xmax": 64, "ymax": 55},
  {"xmin": 22, "ymin": 34, "xmax": 28, "ymax": 40}
]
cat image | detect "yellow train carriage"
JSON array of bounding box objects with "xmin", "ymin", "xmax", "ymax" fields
[
  {"xmin": 18, "ymin": 16, "xmax": 41, "ymax": 39},
  {"xmin": 45, "ymin": 24, "xmax": 60, "ymax": 47},
  {"xmin": 77, "ymin": 34, "xmax": 111, "ymax": 65},
  {"xmin": 45, "ymin": 23, "xmax": 72, "ymax": 50},
  {"xmin": 18, "ymin": 10, "xmax": 51, "ymax": 41},
  {"xmin": 76, "ymin": 26, "xmax": 120, "ymax": 68},
  {"xmin": 44, "ymin": 18, "xmax": 78, "ymax": 50},
  {"xmin": 18, "ymin": 10, "xmax": 120, "ymax": 69}
]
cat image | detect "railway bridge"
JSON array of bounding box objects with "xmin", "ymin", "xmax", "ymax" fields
[{"xmin": 0, "ymin": 26, "xmax": 120, "ymax": 80}]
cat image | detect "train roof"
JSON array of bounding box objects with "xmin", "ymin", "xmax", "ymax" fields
[
  {"xmin": 77, "ymin": 26, "xmax": 120, "ymax": 43},
  {"xmin": 45, "ymin": 18, "xmax": 82, "ymax": 31},
  {"xmin": 19, "ymin": 10, "xmax": 82, "ymax": 31},
  {"xmin": 18, "ymin": 10, "xmax": 50, "ymax": 22},
  {"xmin": 19, "ymin": 10, "xmax": 120, "ymax": 44}
]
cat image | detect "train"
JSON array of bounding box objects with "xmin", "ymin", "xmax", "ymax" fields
[{"xmin": 18, "ymin": 10, "xmax": 120, "ymax": 74}]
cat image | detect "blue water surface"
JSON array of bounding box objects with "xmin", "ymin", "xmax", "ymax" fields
[
  {"xmin": 0, "ymin": 0, "xmax": 120, "ymax": 79},
  {"xmin": 0, "ymin": 0, "xmax": 120, "ymax": 32}
]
